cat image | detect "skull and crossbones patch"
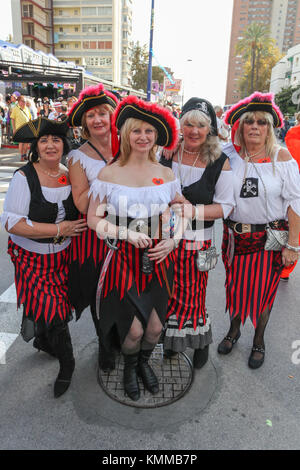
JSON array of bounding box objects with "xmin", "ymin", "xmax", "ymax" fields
[{"xmin": 240, "ymin": 177, "xmax": 259, "ymax": 198}]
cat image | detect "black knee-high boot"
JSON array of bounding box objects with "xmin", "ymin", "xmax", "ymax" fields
[
  {"xmin": 90, "ymin": 302, "xmax": 115, "ymax": 371},
  {"xmin": 138, "ymin": 349, "xmax": 159, "ymax": 394},
  {"xmin": 33, "ymin": 333, "xmax": 57, "ymax": 358},
  {"xmin": 123, "ymin": 352, "xmax": 140, "ymax": 401},
  {"xmin": 49, "ymin": 325, "xmax": 75, "ymax": 398}
]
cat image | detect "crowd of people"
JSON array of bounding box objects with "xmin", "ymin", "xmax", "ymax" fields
[
  {"xmin": 0, "ymin": 92, "xmax": 78, "ymax": 159},
  {"xmin": 1, "ymin": 83, "xmax": 300, "ymax": 402}
]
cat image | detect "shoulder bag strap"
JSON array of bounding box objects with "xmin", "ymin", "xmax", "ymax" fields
[{"xmin": 87, "ymin": 141, "xmax": 107, "ymax": 164}]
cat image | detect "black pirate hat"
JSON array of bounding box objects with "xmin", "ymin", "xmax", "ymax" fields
[
  {"xmin": 68, "ymin": 83, "xmax": 119, "ymax": 127},
  {"xmin": 13, "ymin": 117, "xmax": 69, "ymax": 143},
  {"xmin": 112, "ymin": 95, "xmax": 178, "ymax": 149},
  {"xmin": 224, "ymin": 92, "xmax": 284, "ymax": 128},
  {"xmin": 180, "ymin": 97, "xmax": 218, "ymax": 136}
]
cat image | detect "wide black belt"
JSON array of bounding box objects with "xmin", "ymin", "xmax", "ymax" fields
[{"xmin": 224, "ymin": 219, "xmax": 286, "ymax": 235}]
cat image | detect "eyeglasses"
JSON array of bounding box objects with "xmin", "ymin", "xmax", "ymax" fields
[{"xmin": 244, "ymin": 118, "xmax": 268, "ymax": 126}]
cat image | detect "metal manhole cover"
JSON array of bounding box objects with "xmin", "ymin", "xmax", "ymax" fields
[{"xmin": 98, "ymin": 344, "xmax": 194, "ymax": 408}]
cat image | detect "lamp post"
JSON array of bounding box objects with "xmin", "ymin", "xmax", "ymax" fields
[
  {"xmin": 181, "ymin": 59, "xmax": 192, "ymax": 106},
  {"xmin": 146, "ymin": 0, "xmax": 155, "ymax": 101}
]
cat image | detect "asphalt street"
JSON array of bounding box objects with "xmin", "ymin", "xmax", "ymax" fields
[{"xmin": 0, "ymin": 147, "xmax": 299, "ymax": 451}]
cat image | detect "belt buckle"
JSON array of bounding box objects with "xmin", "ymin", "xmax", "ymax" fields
[{"xmin": 233, "ymin": 223, "xmax": 251, "ymax": 234}]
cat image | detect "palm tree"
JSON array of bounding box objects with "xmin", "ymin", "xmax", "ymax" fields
[{"xmin": 236, "ymin": 23, "xmax": 273, "ymax": 95}]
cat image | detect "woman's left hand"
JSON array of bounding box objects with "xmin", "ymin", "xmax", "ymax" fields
[
  {"xmin": 281, "ymin": 247, "xmax": 299, "ymax": 266},
  {"xmin": 170, "ymin": 195, "xmax": 194, "ymax": 219},
  {"xmin": 147, "ymin": 239, "xmax": 175, "ymax": 263}
]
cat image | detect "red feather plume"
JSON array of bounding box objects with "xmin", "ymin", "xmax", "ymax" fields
[
  {"xmin": 112, "ymin": 95, "xmax": 179, "ymax": 150},
  {"xmin": 224, "ymin": 91, "xmax": 284, "ymax": 128}
]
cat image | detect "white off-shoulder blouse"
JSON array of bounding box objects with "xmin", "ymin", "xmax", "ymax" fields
[
  {"xmin": 171, "ymin": 161, "xmax": 235, "ymax": 240},
  {"xmin": 89, "ymin": 178, "xmax": 181, "ymax": 219},
  {"xmin": 68, "ymin": 148, "xmax": 106, "ymax": 185},
  {"xmin": 1, "ymin": 172, "xmax": 72, "ymax": 254},
  {"xmin": 223, "ymin": 143, "xmax": 300, "ymax": 224}
]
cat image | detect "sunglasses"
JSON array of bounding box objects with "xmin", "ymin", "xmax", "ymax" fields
[{"xmin": 244, "ymin": 118, "xmax": 268, "ymax": 126}]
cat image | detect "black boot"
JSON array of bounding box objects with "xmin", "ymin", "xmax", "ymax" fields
[
  {"xmin": 33, "ymin": 334, "xmax": 57, "ymax": 358},
  {"xmin": 49, "ymin": 325, "xmax": 75, "ymax": 398},
  {"xmin": 193, "ymin": 345, "xmax": 209, "ymax": 369},
  {"xmin": 123, "ymin": 352, "xmax": 140, "ymax": 401},
  {"xmin": 138, "ymin": 349, "xmax": 159, "ymax": 394},
  {"xmin": 98, "ymin": 339, "xmax": 115, "ymax": 372}
]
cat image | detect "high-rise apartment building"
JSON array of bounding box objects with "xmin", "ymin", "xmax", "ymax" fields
[
  {"xmin": 11, "ymin": 0, "xmax": 133, "ymax": 86},
  {"xmin": 11, "ymin": 0, "xmax": 54, "ymax": 54},
  {"xmin": 226, "ymin": 0, "xmax": 300, "ymax": 105}
]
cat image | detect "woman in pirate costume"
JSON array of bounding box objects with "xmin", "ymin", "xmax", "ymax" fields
[
  {"xmin": 87, "ymin": 96, "xmax": 181, "ymax": 401},
  {"xmin": 219, "ymin": 92, "xmax": 300, "ymax": 369},
  {"xmin": 160, "ymin": 98, "xmax": 235, "ymax": 368},
  {"xmin": 1, "ymin": 117, "xmax": 87, "ymax": 397},
  {"xmin": 67, "ymin": 83, "xmax": 119, "ymax": 371}
]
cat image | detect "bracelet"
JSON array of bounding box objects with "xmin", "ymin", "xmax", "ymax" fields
[
  {"xmin": 285, "ymin": 243, "xmax": 300, "ymax": 252},
  {"xmin": 56, "ymin": 223, "xmax": 60, "ymax": 237},
  {"xmin": 118, "ymin": 225, "xmax": 128, "ymax": 240},
  {"xmin": 172, "ymin": 238, "xmax": 180, "ymax": 249},
  {"xmin": 192, "ymin": 206, "xmax": 199, "ymax": 221}
]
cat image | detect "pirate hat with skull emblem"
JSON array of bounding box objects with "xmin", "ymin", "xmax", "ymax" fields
[{"xmin": 180, "ymin": 97, "xmax": 218, "ymax": 136}]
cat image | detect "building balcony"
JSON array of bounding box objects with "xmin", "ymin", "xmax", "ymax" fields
[{"xmin": 54, "ymin": 17, "xmax": 81, "ymax": 24}]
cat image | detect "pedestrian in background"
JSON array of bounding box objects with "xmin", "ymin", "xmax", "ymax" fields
[
  {"xmin": 280, "ymin": 111, "xmax": 300, "ymax": 281},
  {"xmin": 10, "ymin": 95, "xmax": 31, "ymax": 161}
]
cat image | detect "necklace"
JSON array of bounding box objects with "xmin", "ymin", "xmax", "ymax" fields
[
  {"xmin": 38, "ymin": 165, "xmax": 62, "ymax": 178},
  {"xmin": 242, "ymin": 145, "xmax": 266, "ymax": 184},
  {"xmin": 183, "ymin": 147, "xmax": 201, "ymax": 155},
  {"xmin": 177, "ymin": 142, "xmax": 201, "ymax": 188},
  {"xmin": 244, "ymin": 145, "xmax": 266, "ymax": 161}
]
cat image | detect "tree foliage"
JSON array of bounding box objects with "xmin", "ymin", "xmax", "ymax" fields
[
  {"xmin": 275, "ymin": 86, "xmax": 299, "ymax": 115},
  {"xmin": 236, "ymin": 23, "xmax": 283, "ymax": 97},
  {"xmin": 130, "ymin": 41, "xmax": 173, "ymax": 92}
]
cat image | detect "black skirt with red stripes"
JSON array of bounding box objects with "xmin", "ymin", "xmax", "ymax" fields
[
  {"xmin": 163, "ymin": 240, "xmax": 213, "ymax": 352},
  {"xmin": 8, "ymin": 238, "xmax": 72, "ymax": 330},
  {"xmin": 98, "ymin": 240, "xmax": 174, "ymax": 351},
  {"xmin": 68, "ymin": 213, "xmax": 108, "ymax": 319},
  {"xmin": 222, "ymin": 224, "xmax": 285, "ymax": 327}
]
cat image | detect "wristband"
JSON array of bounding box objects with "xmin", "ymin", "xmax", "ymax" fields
[
  {"xmin": 56, "ymin": 223, "xmax": 60, "ymax": 237},
  {"xmin": 285, "ymin": 243, "xmax": 300, "ymax": 253}
]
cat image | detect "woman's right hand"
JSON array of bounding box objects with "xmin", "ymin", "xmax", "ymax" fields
[
  {"xmin": 127, "ymin": 229, "xmax": 152, "ymax": 249},
  {"xmin": 58, "ymin": 219, "xmax": 88, "ymax": 237}
]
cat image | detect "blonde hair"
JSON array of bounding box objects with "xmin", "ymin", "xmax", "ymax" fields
[
  {"xmin": 295, "ymin": 112, "xmax": 300, "ymax": 123},
  {"xmin": 236, "ymin": 111, "xmax": 277, "ymax": 160},
  {"xmin": 180, "ymin": 110, "xmax": 222, "ymax": 164},
  {"xmin": 118, "ymin": 118, "xmax": 158, "ymax": 167},
  {"xmin": 81, "ymin": 103, "xmax": 114, "ymax": 139}
]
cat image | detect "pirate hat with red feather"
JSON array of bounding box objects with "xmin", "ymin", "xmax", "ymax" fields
[
  {"xmin": 224, "ymin": 91, "xmax": 284, "ymax": 128},
  {"xmin": 68, "ymin": 83, "xmax": 119, "ymax": 127},
  {"xmin": 112, "ymin": 95, "xmax": 178, "ymax": 149}
]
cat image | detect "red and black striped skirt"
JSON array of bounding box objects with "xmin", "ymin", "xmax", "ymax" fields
[
  {"xmin": 99, "ymin": 240, "xmax": 175, "ymax": 351},
  {"xmin": 164, "ymin": 240, "xmax": 213, "ymax": 352},
  {"xmin": 222, "ymin": 224, "xmax": 284, "ymax": 328},
  {"xmin": 68, "ymin": 214, "xmax": 108, "ymax": 318},
  {"xmin": 8, "ymin": 238, "xmax": 72, "ymax": 327}
]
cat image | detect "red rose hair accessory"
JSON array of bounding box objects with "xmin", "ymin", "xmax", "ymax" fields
[
  {"xmin": 112, "ymin": 95, "xmax": 179, "ymax": 150},
  {"xmin": 224, "ymin": 91, "xmax": 284, "ymax": 128}
]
